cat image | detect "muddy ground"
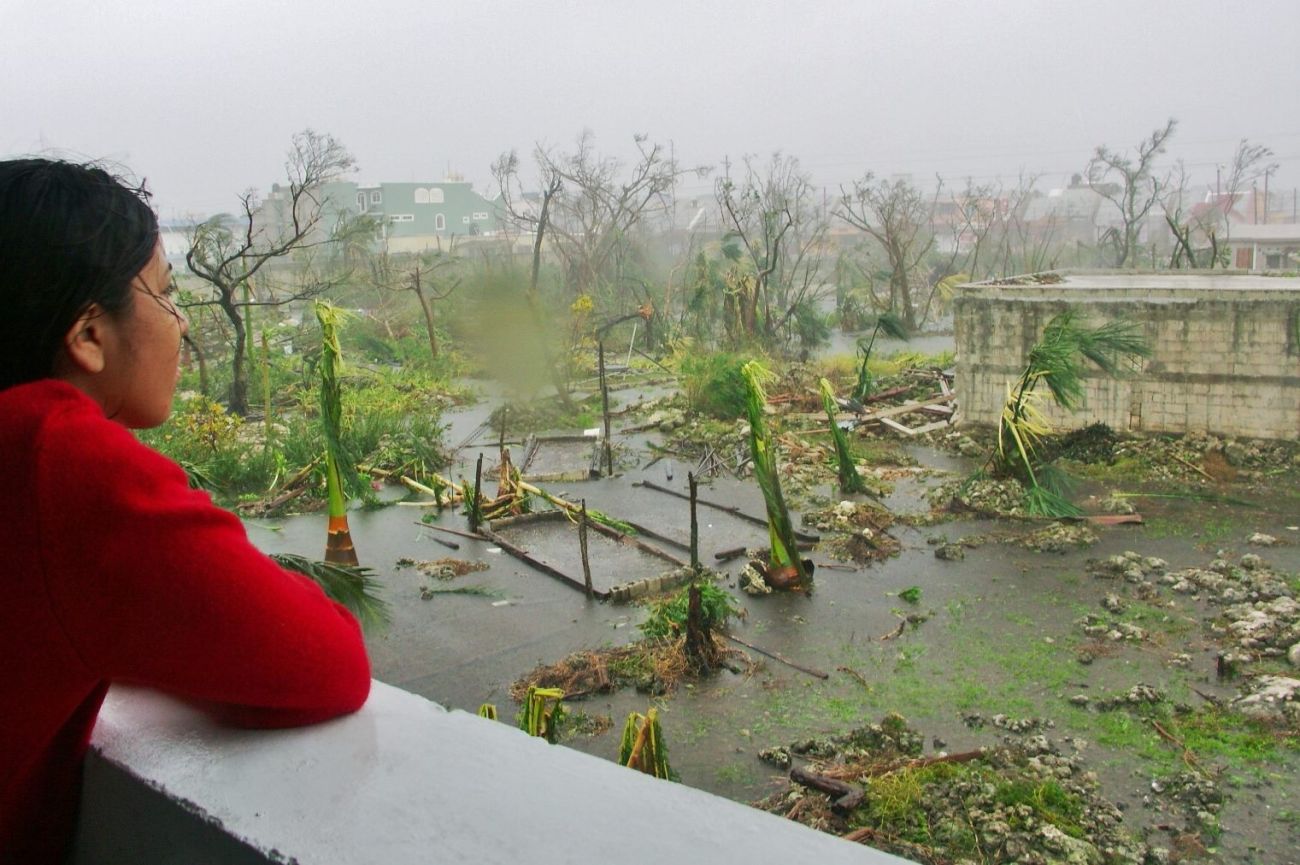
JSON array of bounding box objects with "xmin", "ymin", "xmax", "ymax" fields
[{"xmin": 252, "ymin": 371, "xmax": 1300, "ymax": 865}]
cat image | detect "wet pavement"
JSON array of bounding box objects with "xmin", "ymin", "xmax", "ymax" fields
[{"xmin": 248, "ymin": 364, "xmax": 1300, "ymax": 863}]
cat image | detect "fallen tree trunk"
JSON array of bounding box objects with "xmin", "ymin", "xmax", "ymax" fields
[{"xmin": 789, "ymin": 765, "xmax": 864, "ymax": 814}]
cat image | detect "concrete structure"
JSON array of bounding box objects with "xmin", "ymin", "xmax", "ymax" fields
[
  {"xmin": 954, "ymin": 272, "xmax": 1300, "ymax": 441},
  {"xmin": 1223, "ymin": 224, "xmax": 1300, "ymax": 272},
  {"xmin": 72, "ymin": 682, "xmax": 911, "ymax": 864}
]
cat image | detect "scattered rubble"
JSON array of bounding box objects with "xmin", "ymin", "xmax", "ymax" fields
[
  {"xmin": 755, "ymin": 713, "xmax": 1150, "ymax": 865},
  {"xmin": 397, "ymin": 557, "xmax": 489, "ymax": 579},
  {"xmin": 1015, "ymin": 521, "xmax": 1099, "ymax": 553},
  {"xmin": 802, "ymin": 500, "xmax": 901, "ymax": 563},
  {"xmin": 1231, "ymin": 675, "xmax": 1300, "ymax": 724}
]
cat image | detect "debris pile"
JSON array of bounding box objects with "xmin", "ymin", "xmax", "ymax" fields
[
  {"xmin": 929, "ymin": 476, "xmax": 1027, "ymax": 517},
  {"xmin": 755, "ymin": 713, "xmax": 1151, "ymax": 865},
  {"xmin": 1016, "ymin": 521, "xmax": 1099, "ymax": 553},
  {"xmin": 802, "ymin": 500, "xmax": 900, "ymax": 563}
]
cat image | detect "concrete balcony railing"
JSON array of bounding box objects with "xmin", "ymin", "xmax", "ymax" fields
[{"xmin": 71, "ymin": 681, "xmax": 912, "ymax": 864}]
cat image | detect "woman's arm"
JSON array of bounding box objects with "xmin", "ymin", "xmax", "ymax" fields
[{"xmin": 38, "ymin": 404, "xmax": 371, "ymax": 724}]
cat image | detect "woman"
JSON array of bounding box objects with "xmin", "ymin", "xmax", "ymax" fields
[{"xmin": 0, "ymin": 158, "xmax": 371, "ymax": 863}]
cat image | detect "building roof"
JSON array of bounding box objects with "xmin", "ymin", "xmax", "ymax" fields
[
  {"xmin": 961, "ymin": 270, "xmax": 1300, "ymax": 296},
  {"xmin": 1223, "ymin": 224, "xmax": 1300, "ymax": 243}
]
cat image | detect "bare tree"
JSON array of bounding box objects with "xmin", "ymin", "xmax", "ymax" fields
[
  {"xmin": 186, "ymin": 130, "xmax": 365, "ymax": 414},
  {"xmin": 1222, "ymin": 138, "xmax": 1278, "ymax": 225},
  {"xmin": 838, "ymin": 173, "xmax": 936, "ymax": 330},
  {"xmin": 494, "ymin": 131, "xmax": 704, "ymax": 307},
  {"xmin": 993, "ymin": 174, "xmax": 1060, "ymax": 277},
  {"xmin": 1223, "ymin": 138, "xmax": 1277, "ymax": 203},
  {"xmin": 921, "ymin": 177, "xmax": 1006, "ymax": 322},
  {"xmin": 365, "ymin": 245, "xmax": 461, "ymax": 362},
  {"xmin": 715, "ymin": 152, "xmax": 829, "ymax": 346},
  {"xmin": 1086, "ymin": 118, "xmax": 1177, "ymax": 267},
  {"xmin": 1160, "ymin": 160, "xmax": 1222, "ymax": 269}
]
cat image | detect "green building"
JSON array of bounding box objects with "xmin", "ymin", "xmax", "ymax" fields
[{"xmin": 343, "ymin": 180, "xmax": 502, "ymax": 252}]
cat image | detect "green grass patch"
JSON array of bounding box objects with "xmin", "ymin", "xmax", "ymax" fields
[
  {"xmin": 851, "ymin": 761, "xmax": 1083, "ymax": 856},
  {"xmin": 1069, "ymin": 702, "xmax": 1296, "ymax": 779},
  {"xmin": 994, "ymin": 778, "xmax": 1086, "ymax": 838}
]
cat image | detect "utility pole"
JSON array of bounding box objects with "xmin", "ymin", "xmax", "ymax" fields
[{"xmin": 1263, "ymin": 168, "xmax": 1271, "ymax": 224}]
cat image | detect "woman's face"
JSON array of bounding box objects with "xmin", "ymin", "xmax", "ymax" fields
[{"xmin": 90, "ymin": 240, "xmax": 189, "ymax": 428}]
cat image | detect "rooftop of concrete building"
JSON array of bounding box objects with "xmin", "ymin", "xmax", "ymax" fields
[{"xmin": 962, "ymin": 270, "xmax": 1300, "ymax": 294}]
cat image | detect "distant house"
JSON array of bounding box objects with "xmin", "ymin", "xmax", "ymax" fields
[
  {"xmin": 350, "ymin": 180, "xmax": 502, "ymax": 252},
  {"xmin": 1021, "ymin": 185, "xmax": 1105, "ymax": 247},
  {"xmin": 1222, "ymin": 224, "xmax": 1300, "ymax": 271},
  {"xmin": 251, "ymin": 178, "xmax": 503, "ymax": 256}
]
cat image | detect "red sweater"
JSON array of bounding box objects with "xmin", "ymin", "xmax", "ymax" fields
[{"xmin": 0, "ymin": 380, "xmax": 371, "ymax": 864}]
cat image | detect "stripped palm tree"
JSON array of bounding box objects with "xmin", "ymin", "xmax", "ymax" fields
[
  {"xmin": 315, "ymin": 301, "xmax": 360, "ymax": 565},
  {"xmin": 741, "ymin": 360, "xmax": 810, "ymax": 591},
  {"xmin": 851, "ymin": 311, "xmax": 909, "ymax": 403},
  {"xmin": 517, "ymin": 685, "xmax": 566, "ymax": 743},
  {"xmin": 271, "ymin": 553, "xmax": 388, "ymax": 630},
  {"xmin": 819, "ymin": 378, "xmax": 868, "ymax": 495},
  {"xmin": 619, "ymin": 708, "xmax": 675, "ymax": 780},
  {"xmin": 996, "ymin": 310, "xmax": 1150, "ymax": 517}
]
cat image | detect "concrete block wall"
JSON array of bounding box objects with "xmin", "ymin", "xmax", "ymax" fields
[{"xmin": 954, "ymin": 274, "xmax": 1300, "ymax": 441}]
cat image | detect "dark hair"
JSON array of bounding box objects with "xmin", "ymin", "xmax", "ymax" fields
[{"xmin": 0, "ymin": 158, "xmax": 158, "ymax": 391}]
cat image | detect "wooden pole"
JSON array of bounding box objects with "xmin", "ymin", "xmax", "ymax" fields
[
  {"xmin": 688, "ymin": 471, "xmax": 700, "ymax": 572},
  {"xmin": 579, "ymin": 499, "xmax": 593, "ymax": 599},
  {"xmin": 598, "ymin": 341, "xmax": 613, "ymax": 476}
]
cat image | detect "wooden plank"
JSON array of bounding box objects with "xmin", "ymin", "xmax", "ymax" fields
[
  {"xmin": 1082, "ymin": 513, "xmax": 1144, "ymax": 526},
  {"xmin": 921, "ymin": 404, "xmax": 954, "ymax": 416},
  {"xmin": 879, "ymin": 417, "xmax": 917, "ymax": 435},
  {"xmin": 476, "ymin": 525, "xmax": 610, "ymax": 600},
  {"xmin": 857, "ymin": 393, "xmax": 953, "ymax": 422},
  {"xmin": 908, "ymin": 419, "xmax": 954, "ymax": 435}
]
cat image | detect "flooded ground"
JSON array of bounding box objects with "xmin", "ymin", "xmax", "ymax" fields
[{"xmin": 251, "ymin": 354, "xmax": 1300, "ymax": 864}]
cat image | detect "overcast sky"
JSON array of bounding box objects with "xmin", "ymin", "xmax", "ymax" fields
[{"xmin": 4, "ymin": 0, "xmax": 1297, "ymax": 220}]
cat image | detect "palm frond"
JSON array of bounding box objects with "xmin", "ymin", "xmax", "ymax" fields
[
  {"xmin": 997, "ymin": 383, "xmax": 1052, "ymax": 478},
  {"xmin": 875, "ymin": 311, "xmax": 910, "ymax": 341},
  {"xmin": 1035, "ymin": 463, "xmax": 1076, "ymax": 498},
  {"xmin": 271, "ymin": 552, "xmax": 390, "ymax": 631},
  {"xmin": 1075, "ymin": 319, "xmax": 1151, "ymax": 375},
  {"xmin": 1023, "ymin": 484, "xmax": 1083, "ymax": 518}
]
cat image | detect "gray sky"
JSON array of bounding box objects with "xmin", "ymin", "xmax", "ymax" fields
[{"xmin": 4, "ymin": 0, "xmax": 1297, "ymax": 219}]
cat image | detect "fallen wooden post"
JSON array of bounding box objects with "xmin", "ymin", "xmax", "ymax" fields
[
  {"xmin": 723, "ymin": 633, "xmax": 828, "ymax": 679},
  {"xmin": 789, "ymin": 765, "xmax": 863, "ymax": 814},
  {"xmin": 620, "ymin": 519, "xmax": 691, "ymax": 553},
  {"xmin": 1082, "ymin": 513, "xmax": 1144, "ymax": 526},
  {"xmin": 412, "ymin": 521, "xmax": 485, "ymax": 543},
  {"xmin": 477, "ymin": 524, "xmax": 608, "ymax": 599},
  {"xmin": 634, "ymin": 480, "xmax": 820, "ymax": 542}
]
